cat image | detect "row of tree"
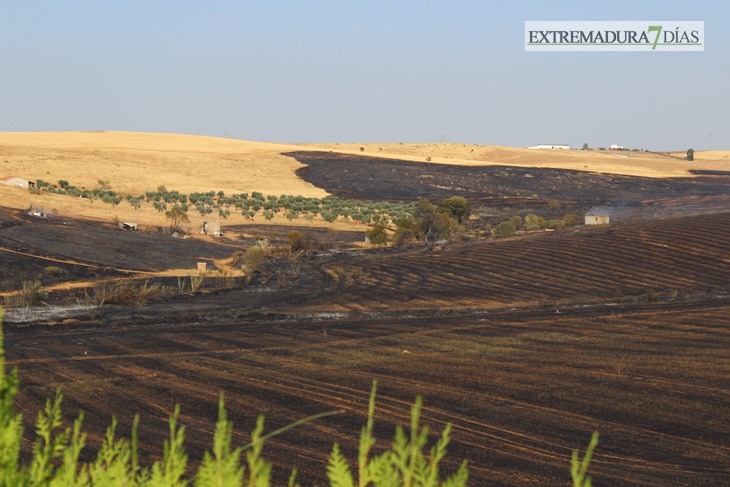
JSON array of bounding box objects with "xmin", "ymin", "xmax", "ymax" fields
[
  {"xmin": 32, "ymin": 179, "xmax": 584, "ymax": 244},
  {"xmin": 31, "ymin": 180, "xmax": 420, "ymax": 226}
]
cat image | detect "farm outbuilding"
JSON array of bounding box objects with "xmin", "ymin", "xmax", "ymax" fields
[
  {"xmin": 0, "ymin": 176, "xmax": 33, "ymax": 189},
  {"xmin": 201, "ymin": 219, "xmax": 221, "ymax": 236},
  {"xmin": 585, "ymin": 214, "xmax": 610, "ymax": 225}
]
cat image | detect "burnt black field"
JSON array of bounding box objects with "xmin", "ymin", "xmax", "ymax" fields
[
  {"xmin": 289, "ymin": 150, "xmax": 730, "ymax": 212},
  {"xmin": 2, "ymin": 152, "xmax": 730, "ymax": 486}
]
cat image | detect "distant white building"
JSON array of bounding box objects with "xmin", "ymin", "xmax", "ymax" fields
[
  {"xmin": 527, "ymin": 144, "xmax": 570, "ymax": 150},
  {"xmin": 610, "ymin": 145, "xmax": 624, "ymax": 150}
]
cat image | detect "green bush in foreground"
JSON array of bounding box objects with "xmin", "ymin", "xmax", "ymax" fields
[{"xmin": 0, "ymin": 309, "xmax": 598, "ymax": 485}]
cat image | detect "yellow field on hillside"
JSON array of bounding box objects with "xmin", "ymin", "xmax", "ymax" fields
[
  {"xmin": 0, "ymin": 131, "xmax": 332, "ymax": 228},
  {"xmin": 309, "ymin": 142, "xmax": 730, "ymax": 178},
  {"xmin": 0, "ymin": 131, "xmax": 327, "ymax": 196},
  {"xmin": 1, "ymin": 131, "xmax": 728, "ymax": 228}
]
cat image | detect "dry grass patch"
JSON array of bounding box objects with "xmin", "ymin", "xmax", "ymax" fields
[
  {"xmin": 0, "ymin": 131, "xmax": 330, "ymax": 225},
  {"xmin": 0, "ymin": 131, "xmax": 327, "ymax": 196}
]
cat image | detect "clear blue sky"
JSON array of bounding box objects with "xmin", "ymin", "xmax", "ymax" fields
[{"xmin": 1, "ymin": 1, "xmax": 727, "ymax": 150}]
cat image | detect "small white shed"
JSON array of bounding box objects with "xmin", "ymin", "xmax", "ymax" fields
[{"xmin": 585, "ymin": 214, "xmax": 610, "ymax": 225}]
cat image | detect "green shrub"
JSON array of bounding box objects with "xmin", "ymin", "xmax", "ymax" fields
[
  {"xmin": 438, "ymin": 196, "xmax": 470, "ymax": 224},
  {"xmin": 508, "ymin": 214, "xmax": 523, "ymax": 230},
  {"xmin": 563, "ymin": 214, "xmax": 582, "ymax": 227},
  {"xmin": 523, "ymin": 213, "xmax": 545, "ymax": 231},
  {"xmin": 366, "ymin": 225, "xmax": 388, "ymax": 245},
  {"xmin": 493, "ymin": 221, "xmax": 516, "ymax": 238},
  {"xmin": 546, "ymin": 219, "xmax": 565, "ymax": 230},
  {"xmin": 393, "ymin": 218, "xmax": 420, "ymax": 245}
]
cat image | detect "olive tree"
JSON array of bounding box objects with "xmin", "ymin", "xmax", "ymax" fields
[
  {"xmin": 165, "ymin": 205, "xmax": 190, "ymax": 233},
  {"xmin": 438, "ymin": 196, "xmax": 470, "ymax": 224}
]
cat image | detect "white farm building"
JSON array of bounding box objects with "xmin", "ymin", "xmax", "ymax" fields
[
  {"xmin": 585, "ymin": 214, "xmax": 610, "ymax": 225},
  {"xmin": 527, "ymin": 144, "xmax": 570, "ymax": 150},
  {"xmin": 0, "ymin": 176, "xmax": 33, "ymax": 189}
]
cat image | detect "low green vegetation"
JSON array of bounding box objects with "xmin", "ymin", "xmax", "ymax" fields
[
  {"xmin": 391, "ymin": 198, "xmax": 468, "ymax": 245},
  {"xmin": 492, "ymin": 211, "xmax": 582, "ymax": 238},
  {"xmin": 493, "ymin": 221, "xmax": 516, "ymax": 238},
  {"xmin": 32, "ymin": 179, "xmax": 420, "ymax": 227},
  {"xmin": 365, "ymin": 225, "xmax": 388, "ymax": 245},
  {"xmin": 31, "ymin": 179, "xmax": 587, "ymax": 244}
]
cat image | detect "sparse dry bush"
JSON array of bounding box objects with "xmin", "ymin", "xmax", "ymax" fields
[
  {"xmin": 288, "ymin": 230, "xmax": 304, "ymax": 252},
  {"xmin": 189, "ymin": 273, "xmax": 206, "ymax": 293},
  {"xmin": 245, "ymin": 246, "xmax": 265, "ymax": 273},
  {"xmin": 287, "ymin": 230, "xmax": 321, "ymax": 254},
  {"xmin": 43, "ymin": 266, "xmax": 64, "ymax": 276},
  {"xmin": 86, "ymin": 279, "xmax": 161, "ymax": 307},
  {"xmin": 256, "ymin": 237, "xmax": 271, "ymax": 255},
  {"xmin": 215, "ymin": 268, "xmax": 238, "ymax": 289},
  {"xmin": 4, "ymin": 280, "xmax": 48, "ymax": 308},
  {"xmin": 177, "ymin": 276, "xmax": 187, "ymax": 294},
  {"xmin": 275, "ymin": 269, "xmax": 289, "ymax": 287},
  {"xmin": 230, "ymin": 250, "xmax": 246, "ymax": 268}
]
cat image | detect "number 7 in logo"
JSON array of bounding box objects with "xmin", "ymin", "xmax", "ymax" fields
[{"xmin": 648, "ymin": 25, "xmax": 663, "ymax": 50}]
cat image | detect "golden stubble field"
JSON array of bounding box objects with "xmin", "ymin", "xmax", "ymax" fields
[
  {"xmin": 1, "ymin": 131, "xmax": 728, "ymax": 228},
  {"xmin": 0, "ymin": 131, "xmax": 329, "ymax": 228}
]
